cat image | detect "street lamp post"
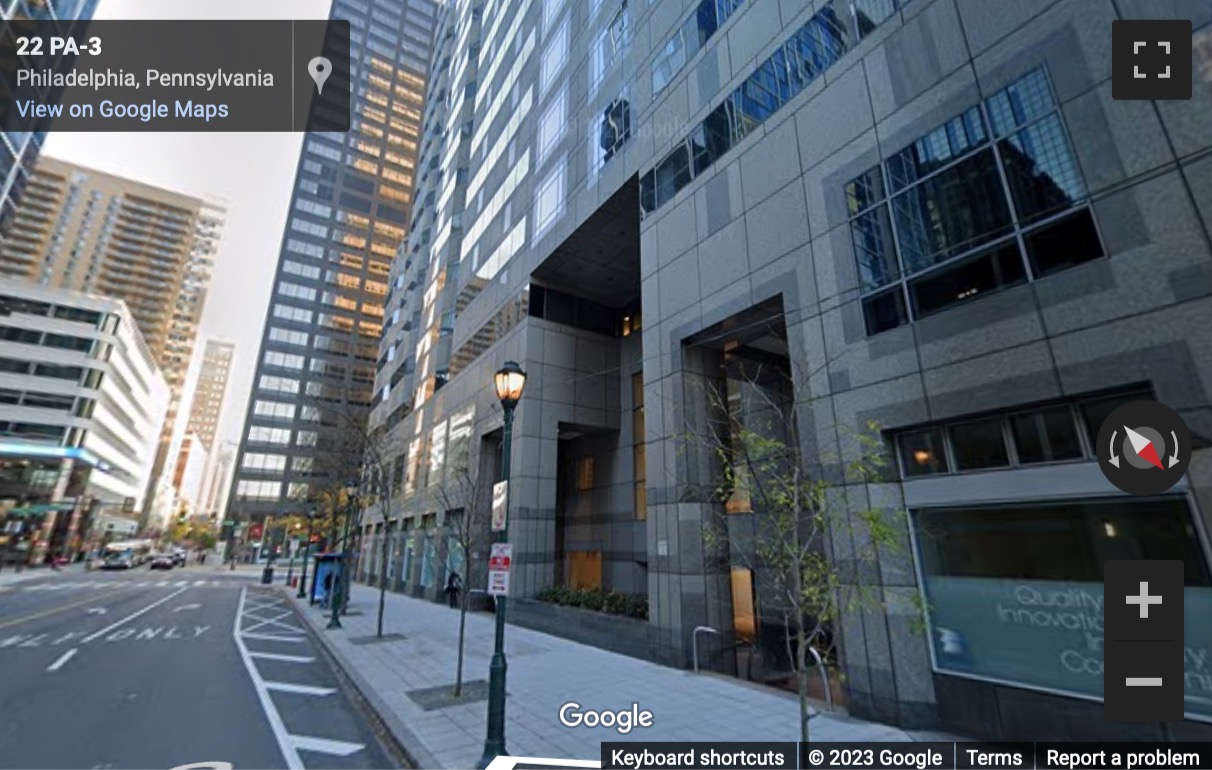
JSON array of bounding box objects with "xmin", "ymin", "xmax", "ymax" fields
[
  {"xmin": 338, "ymin": 480, "xmax": 360, "ymax": 616},
  {"xmin": 285, "ymin": 521, "xmax": 301, "ymax": 587},
  {"xmin": 328, "ymin": 480, "xmax": 358, "ymax": 630},
  {"xmin": 298, "ymin": 509, "xmax": 316, "ymax": 599},
  {"xmin": 478, "ymin": 360, "xmax": 526, "ymax": 769}
]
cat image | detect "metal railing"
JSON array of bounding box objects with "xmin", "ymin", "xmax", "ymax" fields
[{"xmin": 807, "ymin": 646, "xmax": 833, "ymax": 713}]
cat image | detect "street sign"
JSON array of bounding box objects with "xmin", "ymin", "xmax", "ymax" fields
[
  {"xmin": 488, "ymin": 570, "xmax": 509, "ymax": 596},
  {"xmin": 491, "ymin": 481, "xmax": 508, "ymax": 532},
  {"xmin": 488, "ymin": 543, "xmax": 511, "ymax": 596}
]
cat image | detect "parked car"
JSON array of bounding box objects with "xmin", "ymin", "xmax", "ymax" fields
[
  {"xmin": 100, "ymin": 553, "xmax": 133, "ymax": 570},
  {"xmin": 149, "ymin": 553, "xmax": 175, "ymax": 570},
  {"xmin": 171, "ymin": 549, "xmax": 187, "ymax": 567}
]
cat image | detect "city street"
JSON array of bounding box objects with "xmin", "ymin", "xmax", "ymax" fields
[{"xmin": 0, "ymin": 567, "xmax": 396, "ymax": 770}]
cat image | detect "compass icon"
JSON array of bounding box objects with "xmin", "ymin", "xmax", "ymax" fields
[{"xmin": 1097, "ymin": 400, "xmax": 1190, "ymax": 495}]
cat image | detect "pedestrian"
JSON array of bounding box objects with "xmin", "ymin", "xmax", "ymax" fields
[
  {"xmin": 199, "ymin": 552, "xmax": 206, "ymax": 565},
  {"xmin": 322, "ymin": 571, "xmax": 335, "ymax": 608},
  {"xmin": 444, "ymin": 571, "xmax": 462, "ymax": 609}
]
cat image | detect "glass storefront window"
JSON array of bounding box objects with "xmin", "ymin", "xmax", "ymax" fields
[{"xmin": 913, "ymin": 497, "xmax": 1212, "ymax": 719}]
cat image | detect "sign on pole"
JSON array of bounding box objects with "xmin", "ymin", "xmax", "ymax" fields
[
  {"xmin": 488, "ymin": 542, "xmax": 512, "ymax": 596},
  {"xmin": 491, "ymin": 481, "xmax": 508, "ymax": 532}
]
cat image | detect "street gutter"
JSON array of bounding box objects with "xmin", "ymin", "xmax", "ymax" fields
[{"xmin": 280, "ymin": 585, "xmax": 438, "ymax": 770}]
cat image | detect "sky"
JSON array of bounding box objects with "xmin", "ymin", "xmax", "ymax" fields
[{"xmin": 44, "ymin": 0, "xmax": 334, "ymax": 455}]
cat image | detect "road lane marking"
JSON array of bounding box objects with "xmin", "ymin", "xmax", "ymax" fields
[
  {"xmin": 46, "ymin": 648, "xmax": 77, "ymax": 671},
  {"xmin": 242, "ymin": 609, "xmax": 300, "ymax": 635},
  {"xmin": 81, "ymin": 586, "xmax": 189, "ymax": 643},
  {"xmin": 233, "ymin": 587, "xmax": 304, "ymax": 770},
  {"xmin": 240, "ymin": 632, "xmax": 305, "ymax": 643},
  {"xmin": 264, "ymin": 681, "xmax": 336, "ymax": 696},
  {"xmin": 172, "ymin": 603, "xmax": 202, "ymax": 613},
  {"xmin": 249, "ymin": 652, "xmax": 315, "ymax": 663},
  {"xmin": 290, "ymin": 735, "xmax": 365, "ymax": 756},
  {"xmin": 0, "ymin": 588, "xmax": 128, "ymax": 631}
]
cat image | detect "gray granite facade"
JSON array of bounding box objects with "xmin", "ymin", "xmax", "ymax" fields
[{"xmin": 363, "ymin": 0, "xmax": 1212, "ymax": 741}]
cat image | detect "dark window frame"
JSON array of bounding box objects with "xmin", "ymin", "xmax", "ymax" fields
[{"xmin": 846, "ymin": 67, "xmax": 1105, "ymax": 336}]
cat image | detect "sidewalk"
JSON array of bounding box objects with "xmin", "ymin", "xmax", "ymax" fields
[
  {"xmin": 288, "ymin": 582, "xmax": 953, "ymax": 769},
  {"xmin": 0, "ymin": 562, "xmax": 86, "ymax": 587}
]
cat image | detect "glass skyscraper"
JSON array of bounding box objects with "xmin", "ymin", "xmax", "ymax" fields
[
  {"xmin": 0, "ymin": 0, "xmax": 99, "ymax": 231},
  {"xmin": 229, "ymin": 0, "xmax": 438, "ymax": 528}
]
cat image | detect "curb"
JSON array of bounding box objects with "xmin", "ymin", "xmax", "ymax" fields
[{"xmin": 281, "ymin": 587, "xmax": 443, "ymax": 770}]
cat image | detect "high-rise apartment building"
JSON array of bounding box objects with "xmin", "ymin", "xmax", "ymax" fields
[
  {"xmin": 229, "ymin": 0, "xmax": 438, "ymax": 524},
  {"xmin": 185, "ymin": 338, "xmax": 235, "ymax": 452},
  {"xmin": 0, "ymin": 156, "xmax": 225, "ymax": 522},
  {"xmin": 0, "ymin": 0, "xmax": 99, "ymax": 231},
  {"xmin": 357, "ymin": 0, "xmax": 1212, "ymax": 744}
]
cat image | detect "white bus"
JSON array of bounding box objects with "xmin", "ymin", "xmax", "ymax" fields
[{"xmin": 104, "ymin": 539, "xmax": 154, "ymax": 566}]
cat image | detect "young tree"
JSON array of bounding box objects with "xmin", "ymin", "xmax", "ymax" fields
[
  {"xmin": 307, "ymin": 397, "xmax": 403, "ymax": 635},
  {"xmin": 685, "ymin": 352, "xmax": 903, "ymax": 742},
  {"xmin": 435, "ymin": 461, "xmax": 494, "ymax": 697}
]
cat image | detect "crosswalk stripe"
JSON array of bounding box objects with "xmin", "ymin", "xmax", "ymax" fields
[
  {"xmin": 290, "ymin": 735, "xmax": 365, "ymax": 756},
  {"xmin": 265, "ymin": 682, "xmax": 335, "ymax": 696},
  {"xmin": 10, "ymin": 578, "xmax": 234, "ymax": 591},
  {"xmin": 249, "ymin": 652, "xmax": 316, "ymax": 663},
  {"xmin": 241, "ymin": 632, "xmax": 306, "ymax": 643}
]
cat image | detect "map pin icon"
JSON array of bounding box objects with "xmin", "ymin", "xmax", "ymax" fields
[{"xmin": 308, "ymin": 56, "xmax": 332, "ymax": 95}]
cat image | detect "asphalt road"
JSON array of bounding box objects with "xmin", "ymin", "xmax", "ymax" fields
[{"xmin": 0, "ymin": 566, "xmax": 397, "ymax": 770}]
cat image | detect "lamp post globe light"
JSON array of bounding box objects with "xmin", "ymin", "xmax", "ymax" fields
[
  {"xmin": 328, "ymin": 479, "xmax": 359, "ymax": 630},
  {"xmin": 479, "ymin": 360, "xmax": 526, "ymax": 768}
]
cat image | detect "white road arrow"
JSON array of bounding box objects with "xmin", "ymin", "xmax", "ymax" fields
[
  {"xmin": 86, "ymin": 607, "xmax": 107, "ymax": 615},
  {"xmin": 172, "ymin": 603, "xmax": 202, "ymax": 613}
]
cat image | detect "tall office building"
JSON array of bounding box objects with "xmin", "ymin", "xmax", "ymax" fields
[
  {"xmin": 0, "ymin": 156, "xmax": 226, "ymax": 522},
  {"xmin": 229, "ymin": 0, "xmax": 438, "ymax": 525},
  {"xmin": 0, "ymin": 281, "xmax": 169, "ymax": 563},
  {"xmin": 198, "ymin": 440, "xmax": 236, "ymax": 521},
  {"xmin": 356, "ymin": 0, "xmax": 1212, "ymax": 744},
  {"xmin": 0, "ymin": 0, "xmax": 99, "ymax": 232},
  {"xmin": 184, "ymin": 338, "xmax": 235, "ymax": 452}
]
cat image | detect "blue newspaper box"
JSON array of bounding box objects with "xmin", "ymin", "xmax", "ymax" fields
[{"xmin": 311, "ymin": 553, "xmax": 342, "ymax": 606}]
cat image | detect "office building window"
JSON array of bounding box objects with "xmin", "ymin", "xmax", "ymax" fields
[
  {"xmin": 273, "ymin": 304, "xmax": 314, "ymax": 324},
  {"xmin": 893, "ymin": 389, "xmax": 1148, "ymax": 479},
  {"xmin": 236, "ymin": 480, "xmax": 282, "ymax": 500},
  {"xmin": 269, "ymin": 327, "xmax": 310, "ymax": 347},
  {"xmin": 263, "ymin": 350, "xmax": 305, "ymax": 370},
  {"xmin": 652, "ymin": 0, "xmax": 746, "ymax": 96},
  {"xmin": 599, "ymin": 97, "xmax": 631, "ymax": 166},
  {"xmin": 253, "ymin": 400, "xmax": 296, "ymax": 420},
  {"xmin": 248, "ymin": 426, "xmax": 291, "ymax": 445},
  {"xmin": 847, "ymin": 68, "xmax": 1103, "ymax": 334},
  {"xmin": 641, "ymin": 1, "xmax": 852, "ymax": 214},
  {"xmin": 242, "ymin": 453, "xmax": 287, "ymax": 472},
  {"xmin": 258, "ymin": 375, "xmax": 300, "ymax": 394}
]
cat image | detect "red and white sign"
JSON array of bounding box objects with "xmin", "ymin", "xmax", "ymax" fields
[
  {"xmin": 488, "ymin": 543, "xmax": 511, "ymax": 596},
  {"xmin": 491, "ymin": 481, "xmax": 508, "ymax": 532}
]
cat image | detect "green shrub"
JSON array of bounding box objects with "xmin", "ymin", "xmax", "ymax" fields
[{"xmin": 536, "ymin": 585, "xmax": 648, "ymax": 619}]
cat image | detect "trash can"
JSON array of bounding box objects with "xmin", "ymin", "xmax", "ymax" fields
[{"xmin": 261, "ymin": 565, "xmax": 274, "ymax": 585}]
